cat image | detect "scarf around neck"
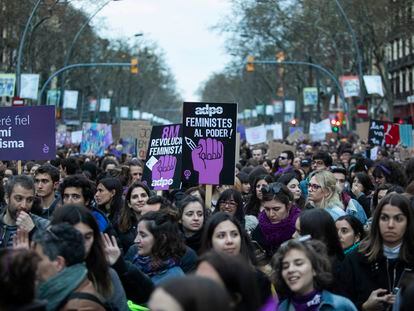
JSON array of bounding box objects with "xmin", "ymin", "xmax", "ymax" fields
[
  {"xmin": 37, "ymin": 263, "xmax": 87, "ymax": 311},
  {"xmin": 258, "ymin": 205, "xmax": 301, "ymax": 247},
  {"xmin": 132, "ymin": 255, "xmax": 178, "ymax": 277},
  {"xmin": 383, "ymin": 243, "xmax": 402, "ymax": 259}
]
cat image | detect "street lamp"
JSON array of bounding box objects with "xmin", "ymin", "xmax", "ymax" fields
[
  {"xmin": 15, "ymin": 0, "xmax": 44, "ymax": 97},
  {"xmin": 15, "ymin": 0, "xmax": 69, "ymax": 98},
  {"xmin": 63, "ymin": 0, "xmax": 123, "ymax": 69},
  {"xmin": 333, "ymin": 0, "xmax": 364, "ymax": 102}
]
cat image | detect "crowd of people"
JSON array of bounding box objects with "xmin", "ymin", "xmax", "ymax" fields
[{"xmin": 0, "ymin": 137, "xmax": 414, "ymax": 311}]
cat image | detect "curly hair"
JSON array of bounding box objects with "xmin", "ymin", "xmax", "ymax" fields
[
  {"xmin": 138, "ymin": 211, "xmax": 186, "ymax": 262},
  {"xmin": 271, "ymin": 239, "xmax": 333, "ymax": 297}
]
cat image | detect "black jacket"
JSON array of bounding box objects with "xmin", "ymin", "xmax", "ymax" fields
[{"xmin": 340, "ymin": 249, "xmax": 414, "ymax": 310}]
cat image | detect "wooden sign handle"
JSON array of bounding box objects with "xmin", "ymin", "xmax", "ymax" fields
[
  {"xmin": 205, "ymin": 185, "xmax": 213, "ymax": 211},
  {"xmin": 17, "ymin": 160, "xmax": 22, "ymax": 175}
]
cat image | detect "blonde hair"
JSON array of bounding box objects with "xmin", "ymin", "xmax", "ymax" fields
[{"xmin": 310, "ymin": 170, "xmax": 343, "ymax": 210}]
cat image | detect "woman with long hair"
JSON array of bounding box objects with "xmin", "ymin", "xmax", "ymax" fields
[
  {"xmin": 245, "ymin": 174, "xmax": 274, "ymax": 217},
  {"xmin": 272, "ymin": 239, "xmax": 357, "ymax": 310},
  {"xmin": 306, "ymin": 170, "xmax": 346, "ymax": 221},
  {"xmin": 125, "ymin": 210, "xmax": 187, "ymax": 284},
  {"xmin": 277, "ymin": 172, "xmax": 306, "ymax": 209},
  {"xmin": 95, "ymin": 177, "xmax": 124, "ymax": 225},
  {"xmin": 116, "ymin": 181, "xmax": 151, "ymax": 252},
  {"xmin": 215, "ymin": 188, "xmax": 259, "ymax": 233},
  {"xmin": 51, "ymin": 204, "xmax": 129, "ymax": 310},
  {"xmin": 251, "ymin": 182, "xmax": 301, "ymax": 258},
  {"xmin": 293, "ymin": 208, "xmax": 344, "ymax": 286},
  {"xmin": 177, "ymin": 195, "xmax": 207, "ymax": 254},
  {"xmin": 200, "ymin": 212, "xmax": 271, "ymax": 305},
  {"xmin": 340, "ymin": 193, "xmax": 414, "ymax": 310}
]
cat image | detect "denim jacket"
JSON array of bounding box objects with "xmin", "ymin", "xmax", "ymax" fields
[{"xmin": 278, "ymin": 290, "xmax": 357, "ymax": 311}]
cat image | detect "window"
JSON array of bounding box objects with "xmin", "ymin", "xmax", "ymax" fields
[
  {"xmin": 399, "ymin": 39, "xmax": 403, "ymax": 58},
  {"xmin": 406, "ymin": 68, "xmax": 410, "ymax": 92},
  {"xmin": 400, "ymin": 70, "xmax": 404, "ymax": 93},
  {"xmin": 394, "ymin": 40, "xmax": 398, "ymax": 60},
  {"xmin": 406, "ymin": 39, "xmax": 410, "ymax": 56}
]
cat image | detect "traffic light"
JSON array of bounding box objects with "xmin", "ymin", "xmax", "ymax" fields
[
  {"xmin": 331, "ymin": 118, "xmax": 340, "ymax": 133},
  {"xmin": 130, "ymin": 57, "xmax": 139, "ymax": 74},
  {"xmin": 246, "ymin": 55, "xmax": 255, "ymax": 72}
]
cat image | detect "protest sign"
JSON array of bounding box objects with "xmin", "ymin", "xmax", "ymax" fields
[
  {"xmin": 303, "ymin": 87, "xmax": 318, "ymax": 106},
  {"xmin": 20, "ymin": 74, "xmax": 39, "ymax": 100},
  {"xmin": 368, "ymin": 120, "xmax": 400, "ymax": 146},
  {"xmin": 399, "ymin": 124, "xmax": 413, "ymax": 148},
  {"xmin": 363, "ymin": 75, "xmax": 384, "ymax": 97},
  {"xmin": 356, "ymin": 122, "xmax": 370, "ymax": 141},
  {"xmin": 0, "ymin": 74, "xmax": 16, "ymax": 97},
  {"xmin": 71, "ymin": 131, "xmax": 83, "ymax": 144},
  {"xmin": 286, "ymin": 128, "xmax": 305, "ymax": 144},
  {"xmin": 340, "ymin": 75, "xmax": 360, "ymax": 98},
  {"xmin": 112, "ymin": 120, "xmax": 150, "ymax": 141},
  {"xmin": 63, "ymin": 90, "xmax": 78, "ymax": 109},
  {"xmin": 142, "ymin": 124, "xmax": 182, "ymax": 190},
  {"xmin": 309, "ymin": 119, "xmax": 332, "ymax": 141},
  {"xmin": 99, "ymin": 98, "xmax": 111, "ymax": 112},
  {"xmin": 182, "ymin": 102, "xmax": 237, "ymax": 185},
  {"xmin": 267, "ymin": 142, "xmax": 296, "ymax": 160},
  {"xmin": 0, "ymin": 106, "xmax": 56, "ymax": 160},
  {"xmin": 80, "ymin": 123, "xmax": 112, "ymax": 157},
  {"xmin": 245, "ymin": 125, "xmax": 267, "ymax": 145},
  {"xmin": 368, "ymin": 120, "xmax": 385, "ymax": 146},
  {"xmin": 47, "ymin": 90, "xmax": 61, "ymax": 106}
]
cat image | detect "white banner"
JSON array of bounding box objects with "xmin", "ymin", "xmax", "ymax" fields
[
  {"xmin": 272, "ymin": 122, "xmax": 283, "ymax": 140},
  {"xmin": 20, "ymin": 74, "xmax": 40, "ymax": 99},
  {"xmin": 285, "ymin": 100, "xmax": 296, "ymax": 114},
  {"xmin": 71, "ymin": 130, "xmax": 83, "ymax": 144},
  {"xmin": 63, "ymin": 90, "xmax": 78, "ymax": 109},
  {"xmin": 99, "ymin": 98, "xmax": 111, "ymax": 112},
  {"xmin": 363, "ymin": 75, "xmax": 384, "ymax": 97},
  {"xmin": 245, "ymin": 125, "xmax": 267, "ymax": 145},
  {"xmin": 120, "ymin": 106, "xmax": 129, "ymax": 119},
  {"xmin": 309, "ymin": 118, "xmax": 332, "ymax": 141},
  {"xmin": 132, "ymin": 110, "xmax": 141, "ymax": 119}
]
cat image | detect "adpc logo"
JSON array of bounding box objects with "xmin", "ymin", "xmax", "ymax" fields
[{"xmin": 195, "ymin": 104, "xmax": 223, "ymax": 117}]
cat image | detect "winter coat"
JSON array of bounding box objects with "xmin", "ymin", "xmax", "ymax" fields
[
  {"xmin": 340, "ymin": 249, "xmax": 414, "ymax": 310},
  {"xmin": 278, "ymin": 290, "xmax": 357, "ymax": 311}
]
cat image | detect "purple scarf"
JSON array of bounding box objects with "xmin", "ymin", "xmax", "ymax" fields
[
  {"xmin": 291, "ymin": 290, "xmax": 322, "ymax": 311},
  {"xmin": 258, "ymin": 205, "xmax": 300, "ymax": 247}
]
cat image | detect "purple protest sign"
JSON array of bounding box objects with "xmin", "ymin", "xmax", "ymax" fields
[
  {"xmin": 182, "ymin": 102, "xmax": 237, "ymax": 185},
  {"xmin": 142, "ymin": 124, "xmax": 182, "ymax": 190},
  {"xmin": 0, "ymin": 106, "xmax": 56, "ymax": 160}
]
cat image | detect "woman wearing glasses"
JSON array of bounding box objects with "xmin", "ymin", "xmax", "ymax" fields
[
  {"xmin": 307, "ymin": 171, "xmax": 346, "ymax": 221},
  {"xmin": 272, "ymin": 238, "xmax": 357, "ymax": 310},
  {"xmin": 340, "ymin": 193, "xmax": 414, "ymax": 310},
  {"xmin": 251, "ymin": 182, "xmax": 301, "ymax": 258},
  {"xmin": 216, "ymin": 188, "xmax": 259, "ymax": 233}
]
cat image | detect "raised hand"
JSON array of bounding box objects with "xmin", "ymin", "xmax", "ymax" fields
[
  {"xmin": 191, "ymin": 138, "xmax": 223, "ymax": 185},
  {"xmin": 102, "ymin": 233, "xmax": 121, "ymax": 266},
  {"xmin": 151, "ymin": 155, "xmax": 177, "ymax": 190},
  {"xmin": 12, "ymin": 229, "xmax": 30, "ymax": 250},
  {"xmin": 16, "ymin": 211, "xmax": 35, "ymax": 232}
]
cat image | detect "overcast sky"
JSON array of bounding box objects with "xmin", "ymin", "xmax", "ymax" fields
[{"xmin": 88, "ymin": 0, "xmax": 232, "ymax": 101}]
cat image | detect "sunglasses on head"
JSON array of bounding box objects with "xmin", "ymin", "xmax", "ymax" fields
[
  {"xmin": 261, "ymin": 182, "xmax": 284, "ymax": 196},
  {"xmin": 281, "ymin": 234, "xmax": 312, "ymax": 248},
  {"xmin": 279, "ymin": 156, "xmax": 287, "ymax": 160}
]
